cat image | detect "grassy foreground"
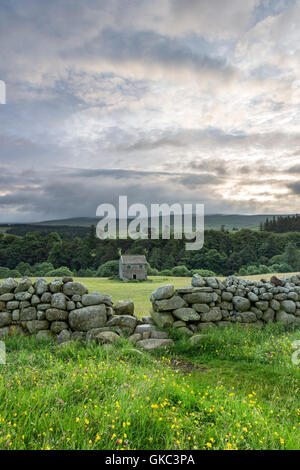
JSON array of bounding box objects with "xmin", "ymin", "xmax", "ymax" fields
[{"xmin": 0, "ymin": 324, "xmax": 299, "ymax": 450}]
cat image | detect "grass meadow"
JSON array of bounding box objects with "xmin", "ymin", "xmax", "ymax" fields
[{"xmin": 0, "ymin": 274, "xmax": 299, "ymax": 450}]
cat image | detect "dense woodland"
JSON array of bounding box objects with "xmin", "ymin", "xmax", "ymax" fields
[
  {"xmin": 261, "ymin": 214, "xmax": 300, "ymax": 233},
  {"xmin": 0, "ymin": 225, "xmax": 300, "ymax": 278}
]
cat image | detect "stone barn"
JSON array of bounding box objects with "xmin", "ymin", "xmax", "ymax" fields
[{"xmin": 119, "ymin": 255, "xmax": 147, "ymax": 281}]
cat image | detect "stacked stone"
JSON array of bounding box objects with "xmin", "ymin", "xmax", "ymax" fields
[
  {"xmin": 150, "ymin": 273, "xmax": 300, "ymax": 334},
  {"xmin": 0, "ymin": 277, "xmax": 174, "ymax": 350}
]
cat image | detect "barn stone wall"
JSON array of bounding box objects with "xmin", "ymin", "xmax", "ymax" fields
[
  {"xmin": 1, "ymin": 273, "xmax": 300, "ymax": 351},
  {"xmin": 150, "ymin": 274, "xmax": 300, "ymax": 336},
  {"xmin": 0, "ymin": 277, "xmax": 172, "ymax": 349}
]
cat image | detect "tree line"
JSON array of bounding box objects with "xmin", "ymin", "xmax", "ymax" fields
[
  {"xmin": 260, "ymin": 214, "xmax": 300, "ymax": 233},
  {"xmin": 0, "ymin": 225, "xmax": 300, "ymax": 278}
]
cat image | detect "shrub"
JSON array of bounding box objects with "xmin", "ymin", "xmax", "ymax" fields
[
  {"xmin": 278, "ymin": 263, "xmax": 293, "ymax": 273},
  {"xmin": 16, "ymin": 262, "xmax": 32, "ymax": 276},
  {"xmin": 191, "ymin": 269, "xmax": 216, "ymax": 277},
  {"xmin": 0, "ymin": 267, "xmax": 11, "ymax": 278},
  {"xmin": 96, "ymin": 260, "xmax": 119, "ymax": 277},
  {"xmin": 32, "ymin": 262, "xmax": 54, "ymax": 276},
  {"xmin": 160, "ymin": 269, "xmax": 172, "ymax": 276},
  {"xmin": 45, "ymin": 266, "xmax": 74, "ymax": 277},
  {"xmin": 171, "ymin": 265, "xmax": 191, "ymax": 277}
]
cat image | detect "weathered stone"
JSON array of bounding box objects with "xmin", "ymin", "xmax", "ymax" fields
[
  {"xmin": 177, "ymin": 326, "xmax": 193, "ymax": 336},
  {"xmin": 192, "ymin": 303, "xmax": 210, "ymax": 313},
  {"xmin": 37, "ymin": 303, "xmax": 51, "ymax": 311},
  {"xmin": 237, "ymin": 311, "xmax": 259, "ymax": 323},
  {"xmin": 72, "ymin": 295, "xmax": 81, "ymax": 302},
  {"xmin": 12, "ymin": 310, "xmax": 20, "ymax": 321},
  {"xmin": 26, "ymin": 320, "xmax": 49, "ymax": 334},
  {"xmin": 151, "ymin": 284, "xmax": 175, "ymax": 302},
  {"xmin": 63, "ymin": 282, "xmax": 88, "ymax": 296},
  {"xmin": 173, "ymin": 307, "xmax": 200, "ymax": 322},
  {"xmin": 69, "ymin": 305, "xmax": 107, "ymax": 331},
  {"xmin": 20, "ymin": 307, "xmax": 36, "ymax": 321},
  {"xmin": 114, "ymin": 300, "xmax": 134, "ymax": 316},
  {"xmin": 0, "ymin": 311, "xmax": 11, "ymax": 328},
  {"xmin": 183, "ymin": 292, "xmax": 213, "ymax": 304},
  {"xmin": 0, "ymin": 293, "xmax": 14, "ymax": 301},
  {"xmin": 232, "ymin": 296, "xmax": 251, "ymax": 312},
  {"xmin": 15, "ymin": 292, "xmax": 32, "ymax": 301},
  {"xmin": 248, "ymin": 292, "xmax": 259, "ymax": 302},
  {"xmin": 57, "ymin": 329, "xmax": 72, "ymax": 344},
  {"xmin": 150, "ymin": 310, "xmax": 174, "ymax": 328},
  {"xmin": 49, "ymin": 280, "xmax": 63, "ymax": 293},
  {"xmin": 106, "ymin": 315, "xmax": 137, "ymax": 335},
  {"xmin": 220, "ymin": 301, "xmax": 233, "ymax": 310},
  {"xmin": 51, "ymin": 293, "xmax": 67, "ymax": 310},
  {"xmin": 36, "ymin": 330, "xmax": 52, "ymax": 340},
  {"xmin": 173, "ymin": 320, "xmax": 186, "ymax": 328},
  {"xmin": 136, "ymin": 338, "xmax": 174, "ymax": 350},
  {"xmin": 191, "ymin": 274, "xmax": 206, "ymax": 287},
  {"xmin": 6, "ymin": 301, "xmax": 19, "ymax": 310},
  {"xmin": 154, "ymin": 296, "xmax": 186, "ymax": 311},
  {"xmin": 151, "ymin": 330, "xmax": 169, "ymax": 339},
  {"xmin": 41, "ymin": 292, "xmax": 52, "ymax": 303},
  {"xmin": 262, "ymin": 308, "xmax": 275, "ymax": 322},
  {"xmin": 270, "ymin": 276, "xmax": 284, "ymax": 287},
  {"xmin": 276, "ymin": 310, "xmax": 297, "ymax": 325},
  {"xmin": 201, "ymin": 307, "xmax": 222, "ymax": 322},
  {"xmin": 82, "ymin": 294, "xmax": 104, "ymax": 306},
  {"xmin": 72, "ymin": 331, "xmax": 86, "ymax": 341},
  {"xmin": 128, "ymin": 333, "xmax": 142, "ymax": 343},
  {"xmin": 46, "ymin": 308, "xmax": 69, "ymax": 322},
  {"xmin": 31, "ymin": 295, "xmax": 40, "ymax": 306},
  {"xmin": 222, "ymin": 291, "xmax": 233, "ymax": 301},
  {"xmin": 51, "ymin": 321, "xmax": 69, "ymax": 334},
  {"xmin": 34, "ymin": 279, "xmax": 48, "ymax": 295},
  {"xmin": 135, "ymin": 324, "xmax": 156, "ymax": 335},
  {"xmin": 15, "ymin": 278, "xmax": 32, "ymax": 293},
  {"xmin": 0, "ymin": 278, "xmax": 18, "ymax": 294},
  {"xmin": 270, "ymin": 299, "xmax": 280, "ymax": 311},
  {"xmin": 37, "ymin": 310, "xmax": 46, "ymax": 320},
  {"xmin": 95, "ymin": 331, "xmax": 120, "ymax": 344},
  {"xmin": 86, "ymin": 327, "xmax": 112, "ymax": 342},
  {"xmin": 255, "ymin": 301, "xmax": 269, "ymax": 311},
  {"xmin": 205, "ymin": 278, "xmax": 219, "ymax": 289},
  {"xmin": 281, "ymin": 300, "xmax": 296, "ymax": 314},
  {"xmin": 67, "ymin": 301, "xmax": 76, "ymax": 311}
]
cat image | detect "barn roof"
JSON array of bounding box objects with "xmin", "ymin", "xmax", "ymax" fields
[{"xmin": 121, "ymin": 255, "xmax": 147, "ymax": 264}]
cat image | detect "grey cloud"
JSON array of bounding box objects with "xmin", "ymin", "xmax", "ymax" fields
[{"xmin": 287, "ymin": 182, "xmax": 300, "ymax": 195}]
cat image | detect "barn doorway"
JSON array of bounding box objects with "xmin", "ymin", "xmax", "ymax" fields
[{"xmin": 133, "ymin": 274, "xmax": 137, "ymax": 280}]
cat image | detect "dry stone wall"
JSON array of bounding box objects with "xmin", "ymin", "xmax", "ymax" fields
[
  {"xmin": 0, "ymin": 277, "xmax": 173, "ymax": 349},
  {"xmin": 150, "ymin": 274, "xmax": 300, "ymax": 334}
]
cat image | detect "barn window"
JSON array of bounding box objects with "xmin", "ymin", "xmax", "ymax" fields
[
  {"xmin": 139, "ymin": 265, "xmax": 143, "ymax": 269},
  {"xmin": 127, "ymin": 265, "xmax": 131, "ymax": 269}
]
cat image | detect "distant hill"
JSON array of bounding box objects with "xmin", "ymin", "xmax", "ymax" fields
[
  {"xmin": 34, "ymin": 214, "xmax": 290, "ymax": 231},
  {"xmin": 0, "ymin": 214, "xmax": 295, "ymax": 238}
]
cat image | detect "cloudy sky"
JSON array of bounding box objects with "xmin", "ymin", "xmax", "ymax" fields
[{"xmin": 0, "ymin": 0, "xmax": 299, "ymax": 222}]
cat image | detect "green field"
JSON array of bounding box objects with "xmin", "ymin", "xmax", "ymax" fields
[
  {"xmin": 1, "ymin": 324, "xmax": 299, "ymax": 450},
  {"xmin": 1, "ymin": 274, "xmax": 299, "ymax": 450}
]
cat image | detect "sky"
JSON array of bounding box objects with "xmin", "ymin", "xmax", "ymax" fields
[{"xmin": 0, "ymin": 0, "xmax": 299, "ymax": 222}]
